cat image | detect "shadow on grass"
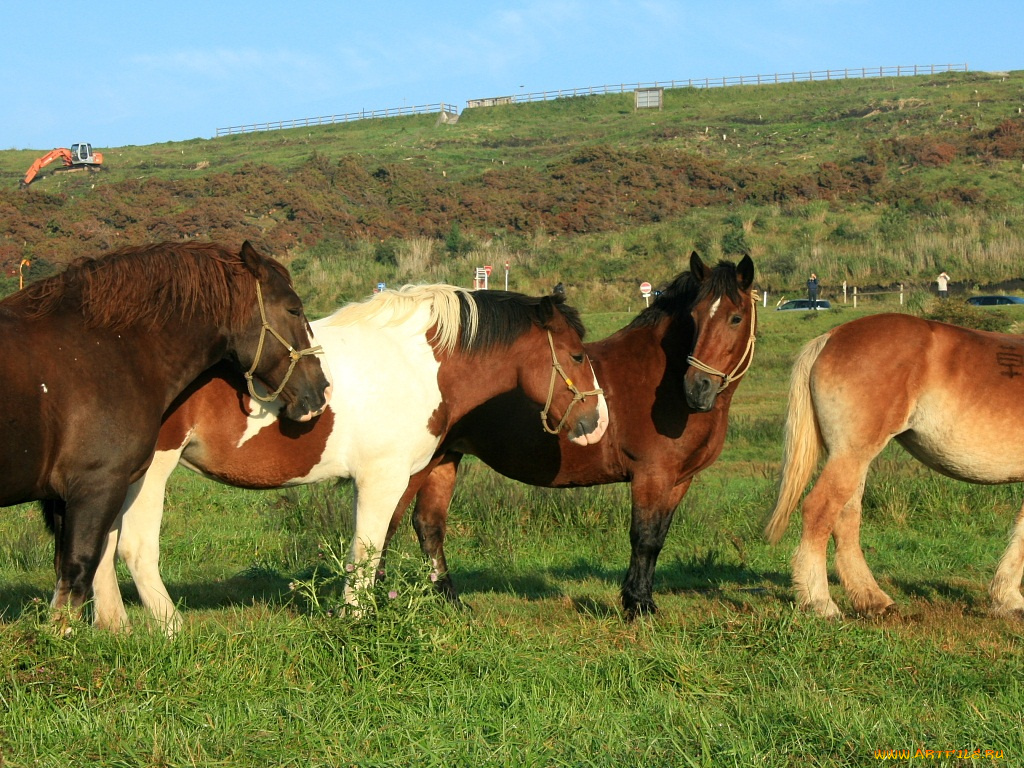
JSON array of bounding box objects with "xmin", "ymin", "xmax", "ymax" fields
[
  {"xmin": 0, "ymin": 583, "xmax": 51, "ymax": 622},
  {"xmin": 9, "ymin": 552, "xmax": 795, "ymax": 623}
]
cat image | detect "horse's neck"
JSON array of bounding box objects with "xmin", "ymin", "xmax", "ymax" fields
[
  {"xmin": 595, "ymin": 318, "xmax": 690, "ymax": 391},
  {"xmin": 140, "ymin": 318, "xmax": 232, "ymax": 409}
]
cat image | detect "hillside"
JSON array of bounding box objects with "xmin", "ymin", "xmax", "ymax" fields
[{"xmin": 3, "ymin": 69, "xmax": 1024, "ymax": 313}]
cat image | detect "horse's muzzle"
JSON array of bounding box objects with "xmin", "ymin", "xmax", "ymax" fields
[
  {"xmin": 283, "ymin": 381, "xmax": 332, "ymax": 422},
  {"xmin": 568, "ymin": 393, "xmax": 610, "ymax": 446},
  {"xmin": 684, "ymin": 374, "xmax": 718, "ymax": 413}
]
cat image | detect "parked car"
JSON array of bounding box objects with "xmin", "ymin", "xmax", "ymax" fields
[
  {"xmin": 966, "ymin": 295, "xmax": 1024, "ymax": 306},
  {"xmin": 776, "ymin": 299, "xmax": 832, "ymax": 311}
]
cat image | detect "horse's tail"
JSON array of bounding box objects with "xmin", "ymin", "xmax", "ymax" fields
[{"xmin": 764, "ymin": 331, "xmax": 831, "ymax": 545}]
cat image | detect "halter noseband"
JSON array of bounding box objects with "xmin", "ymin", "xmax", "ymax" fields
[
  {"xmin": 244, "ymin": 281, "xmax": 324, "ymax": 403},
  {"xmin": 539, "ymin": 330, "xmax": 604, "ymax": 435},
  {"xmin": 685, "ymin": 292, "xmax": 759, "ymax": 395}
]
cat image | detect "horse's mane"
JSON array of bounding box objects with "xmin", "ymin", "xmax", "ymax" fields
[
  {"xmin": 469, "ymin": 289, "xmax": 585, "ymax": 351},
  {"xmin": 627, "ymin": 259, "xmax": 745, "ymax": 330},
  {"xmin": 10, "ymin": 242, "xmax": 278, "ymax": 331},
  {"xmin": 319, "ymin": 284, "xmax": 475, "ymax": 356},
  {"xmin": 320, "ymin": 284, "xmax": 584, "ymax": 355}
]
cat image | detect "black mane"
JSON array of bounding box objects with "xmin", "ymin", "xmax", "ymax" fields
[
  {"xmin": 460, "ymin": 290, "xmax": 586, "ymax": 352},
  {"xmin": 627, "ymin": 259, "xmax": 745, "ymax": 330}
]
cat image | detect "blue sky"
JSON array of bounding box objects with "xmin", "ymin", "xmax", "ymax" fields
[{"xmin": 4, "ymin": 1, "xmax": 1020, "ymax": 150}]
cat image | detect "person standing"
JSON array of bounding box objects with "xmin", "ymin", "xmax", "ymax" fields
[
  {"xmin": 936, "ymin": 270, "xmax": 950, "ymax": 299},
  {"xmin": 807, "ymin": 272, "xmax": 819, "ymax": 305}
]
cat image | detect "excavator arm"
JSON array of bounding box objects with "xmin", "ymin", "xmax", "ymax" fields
[{"xmin": 20, "ymin": 148, "xmax": 73, "ymax": 188}]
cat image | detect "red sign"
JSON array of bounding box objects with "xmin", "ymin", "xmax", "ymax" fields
[
  {"xmin": 484, "ymin": 265, "xmax": 493, "ymax": 276},
  {"xmin": 640, "ymin": 281, "xmax": 652, "ymax": 296}
]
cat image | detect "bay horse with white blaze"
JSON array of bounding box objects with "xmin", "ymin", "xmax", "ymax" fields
[
  {"xmin": 92, "ymin": 284, "xmax": 608, "ymax": 633},
  {"xmin": 766, "ymin": 312, "xmax": 1024, "ymax": 619},
  {"xmin": 1, "ymin": 241, "xmax": 330, "ymax": 624},
  {"xmin": 386, "ymin": 251, "xmax": 757, "ymax": 617}
]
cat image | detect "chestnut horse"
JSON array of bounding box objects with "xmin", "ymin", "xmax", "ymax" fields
[
  {"xmin": 1, "ymin": 241, "xmax": 330, "ymax": 624},
  {"xmin": 766, "ymin": 313, "xmax": 1024, "ymax": 619},
  {"xmin": 92, "ymin": 285, "xmax": 608, "ymax": 633},
  {"xmin": 386, "ymin": 252, "xmax": 757, "ymax": 617}
]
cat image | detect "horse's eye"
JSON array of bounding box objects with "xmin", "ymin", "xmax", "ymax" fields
[
  {"xmin": 730, "ymin": 314, "xmax": 743, "ymax": 325},
  {"xmin": 571, "ymin": 353, "xmax": 584, "ymax": 364},
  {"xmin": 288, "ymin": 307, "xmax": 302, "ymax": 317}
]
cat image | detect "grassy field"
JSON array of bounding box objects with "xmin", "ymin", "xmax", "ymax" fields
[{"xmin": 1, "ymin": 299, "xmax": 1023, "ymax": 766}]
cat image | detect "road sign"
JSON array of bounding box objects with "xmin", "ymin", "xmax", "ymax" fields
[
  {"xmin": 640, "ymin": 281, "xmax": 652, "ymax": 296},
  {"xmin": 484, "ymin": 265, "xmax": 493, "ymax": 276}
]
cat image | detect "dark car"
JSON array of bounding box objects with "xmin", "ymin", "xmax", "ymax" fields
[
  {"xmin": 776, "ymin": 299, "xmax": 832, "ymax": 311},
  {"xmin": 966, "ymin": 295, "xmax": 1024, "ymax": 306}
]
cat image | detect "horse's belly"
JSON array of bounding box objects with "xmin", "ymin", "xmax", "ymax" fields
[{"xmin": 897, "ymin": 428, "xmax": 1024, "ymax": 484}]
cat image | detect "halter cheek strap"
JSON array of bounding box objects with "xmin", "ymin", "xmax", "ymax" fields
[
  {"xmin": 685, "ymin": 293, "xmax": 759, "ymax": 395},
  {"xmin": 539, "ymin": 330, "xmax": 604, "ymax": 435},
  {"xmin": 244, "ymin": 281, "xmax": 324, "ymax": 404}
]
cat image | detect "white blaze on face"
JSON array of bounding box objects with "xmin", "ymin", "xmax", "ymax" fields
[{"xmin": 707, "ymin": 298, "xmax": 721, "ymax": 320}]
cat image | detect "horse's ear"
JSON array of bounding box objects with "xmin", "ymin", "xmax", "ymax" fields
[
  {"xmin": 239, "ymin": 241, "xmax": 265, "ymax": 276},
  {"xmin": 689, "ymin": 251, "xmax": 709, "ymax": 282},
  {"xmin": 537, "ymin": 295, "xmax": 558, "ymax": 329},
  {"xmin": 737, "ymin": 255, "xmax": 754, "ymax": 292}
]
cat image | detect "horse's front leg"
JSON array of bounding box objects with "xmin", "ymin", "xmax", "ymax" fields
[
  {"xmin": 51, "ymin": 483, "xmax": 130, "ymax": 630},
  {"xmin": 621, "ymin": 475, "xmax": 691, "ymax": 619},
  {"xmin": 410, "ymin": 453, "xmax": 463, "ymax": 603},
  {"xmin": 345, "ymin": 468, "xmax": 422, "ymax": 612}
]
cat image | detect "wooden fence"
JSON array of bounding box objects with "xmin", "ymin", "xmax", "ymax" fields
[
  {"xmin": 215, "ymin": 102, "xmax": 459, "ymax": 138},
  {"xmin": 466, "ymin": 63, "xmax": 968, "ymax": 108}
]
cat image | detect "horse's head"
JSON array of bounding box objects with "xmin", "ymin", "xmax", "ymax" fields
[
  {"xmin": 235, "ymin": 242, "xmax": 332, "ymax": 422},
  {"xmin": 684, "ymin": 251, "xmax": 757, "ymax": 412},
  {"xmin": 531, "ymin": 293, "xmax": 609, "ymax": 446}
]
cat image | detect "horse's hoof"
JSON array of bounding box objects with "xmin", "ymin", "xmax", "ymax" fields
[
  {"xmin": 989, "ymin": 604, "xmax": 1024, "ymax": 621},
  {"xmin": 623, "ymin": 599, "xmax": 657, "ymax": 621}
]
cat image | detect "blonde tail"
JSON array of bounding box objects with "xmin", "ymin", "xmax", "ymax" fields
[{"xmin": 764, "ymin": 332, "xmax": 831, "ymax": 544}]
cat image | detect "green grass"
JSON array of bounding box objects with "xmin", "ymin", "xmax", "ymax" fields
[{"xmin": 2, "ymin": 303, "xmax": 1024, "ymax": 766}]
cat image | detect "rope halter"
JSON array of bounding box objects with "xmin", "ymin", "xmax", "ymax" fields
[
  {"xmin": 685, "ymin": 292, "xmax": 759, "ymax": 395},
  {"xmin": 539, "ymin": 330, "xmax": 604, "ymax": 435},
  {"xmin": 244, "ymin": 281, "xmax": 324, "ymax": 404}
]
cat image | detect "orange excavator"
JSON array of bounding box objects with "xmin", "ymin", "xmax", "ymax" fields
[{"xmin": 20, "ymin": 143, "xmax": 103, "ymax": 188}]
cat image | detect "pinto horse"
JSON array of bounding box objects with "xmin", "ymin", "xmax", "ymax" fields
[
  {"xmin": 384, "ymin": 251, "xmax": 757, "ymax": 617},
  {"xmin": 1, "ymin": 240, "xmax": 330, "ymax": 623},
  {"xmin": 766, "ymin": 313, "xmax": 1024, "ymax": 620},
  {"xmin": 91, "ymin": 284, "xmax": 608, "ymax": 633}
]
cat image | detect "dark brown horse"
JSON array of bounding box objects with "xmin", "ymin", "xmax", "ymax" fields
[
  {"xmin": 1, "ymin": 240, "xmax": 330, "ymax": 623},
  {"xmin": 385, "ymin": 251, "xmax": 757, "ymax": 617}
]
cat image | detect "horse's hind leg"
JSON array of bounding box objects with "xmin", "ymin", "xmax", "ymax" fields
[
  {"xmin": 832, "ymin": 477, "xmax": 895, "ymax": 616},
  {"xmin": 411, "ymin": 454, "xmax": 463, "ymax": 603},
  {"xmin": 793, "ymin": 456, "xmax": 875, "ymax": 618},
  {"xmin": 989, "ymin": 498, "xmax": 1024, "ymax": 618}
]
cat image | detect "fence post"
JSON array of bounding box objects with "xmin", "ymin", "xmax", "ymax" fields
[
  {"xmin": 843, "ymin": 280, "xmax": 848, "ymax": 304},
  {"xmin": 853, "ymin": 286, "xmax": 858, "ymax": 308},
  {"xmin": 900, "ymin": 283, "xmax": 904, "ymax": 305}
]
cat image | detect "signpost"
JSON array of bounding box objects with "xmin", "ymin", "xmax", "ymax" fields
[
  {"xmin": 504, "ymin": 260, "xmax": 510, "ymax": 291},
  {"xmin": 640, "ymin": 280, "xmax": 652, "ymax": 307}
]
